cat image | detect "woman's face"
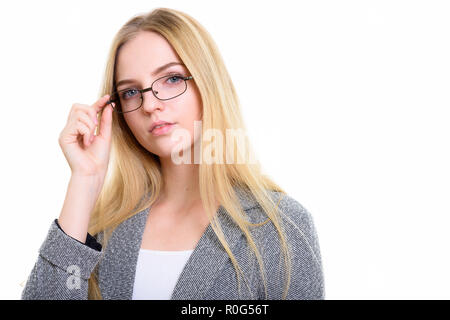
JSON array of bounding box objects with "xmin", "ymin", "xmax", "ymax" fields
[{"xmin": 114, "ymin": 31, "xmax": 202, "ymax": 161}]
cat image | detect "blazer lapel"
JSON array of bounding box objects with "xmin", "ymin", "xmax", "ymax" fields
[
  {"xmin": 99, "ymin": 186, "xmax": 259, "ymax": 299},
  {"xmin": 97, "ymin": 207, "xmax": 150, "ymax": 300},
  {"xmin": 172, "ymin": 187, "xmax": 260, "ymax": 299},
  {"xmin": 170, "ymin": 204, "xmax": 244, "ymax": 299}
]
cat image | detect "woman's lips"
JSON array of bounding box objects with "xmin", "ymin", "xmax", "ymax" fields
[{"xmin": 150, "ymin": 123, "xmax": 176, "ymax": 136}]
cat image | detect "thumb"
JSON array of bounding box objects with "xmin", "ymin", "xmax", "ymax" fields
[{"xmin": 99, "ymin": 102, "xmax": 113, "ymax": 140}]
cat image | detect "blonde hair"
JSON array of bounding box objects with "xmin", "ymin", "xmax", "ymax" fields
[{"xmin": 87, "ymin": 7, "xmax": 292, "ymax": 300}]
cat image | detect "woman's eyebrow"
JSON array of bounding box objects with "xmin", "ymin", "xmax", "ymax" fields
[{"xmin": 116, "ymin": 61, "xmax": 185, "ymax": 88}]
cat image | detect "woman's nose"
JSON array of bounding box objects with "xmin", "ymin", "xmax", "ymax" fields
[{"xmin": 141, "ymin": 89, "xmax": 164, "ymax": 113}]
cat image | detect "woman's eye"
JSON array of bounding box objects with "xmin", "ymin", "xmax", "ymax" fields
[
  {"xmin": 121, "ymin": 89, "xmax": 138, "ymax": 99},
  {"xmin": 166, "ymin": 75, "xmax": 183, "ymax": 84}
]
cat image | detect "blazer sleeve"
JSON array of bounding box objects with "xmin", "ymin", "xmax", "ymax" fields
[
  {"xmin": 258, "ymin": 193, "xmax": 325, "ymax": 300},
  {"xmin": 21, "ymin": 219, "xmax": 103, "ymax": 300},
  {"xmin": 282, "ymin": 195, "xmax": 325, "ymax": 299}
]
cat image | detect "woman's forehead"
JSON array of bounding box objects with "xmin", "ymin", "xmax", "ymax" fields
[{"xmin": 115, "ymin": 33, "xmax": 182, "ymax": 78}]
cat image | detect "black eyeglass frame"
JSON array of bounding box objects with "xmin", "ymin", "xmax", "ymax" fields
[{"xmin": 107, "ymin": 75, "xmax": 194, "ymax": 114}]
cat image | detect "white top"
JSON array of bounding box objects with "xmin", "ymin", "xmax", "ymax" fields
[{"xmin": 131, "ymin": 248, "xmax": 194, "ymax": 300}]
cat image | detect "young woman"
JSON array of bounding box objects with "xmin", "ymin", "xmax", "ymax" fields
[{"xmin": 22, "ymin": 7, "xmax": 325, "ymax": 300}]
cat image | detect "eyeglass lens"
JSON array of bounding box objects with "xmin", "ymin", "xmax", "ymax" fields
[{"xmin": 111, "ymin": 75, "xmax": 188, "ymax": 113}]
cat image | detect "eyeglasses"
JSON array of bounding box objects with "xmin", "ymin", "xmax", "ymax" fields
[{"xmin": 107, "ymin": 74, "xmax": 194, "ymax": 113}]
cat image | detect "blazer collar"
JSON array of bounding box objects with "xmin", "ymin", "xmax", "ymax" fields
[{"xmin": 98, "ymin": 186, "xmax": 260, "ymax": 299}]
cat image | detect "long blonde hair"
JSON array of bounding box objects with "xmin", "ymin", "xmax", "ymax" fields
[{"xmin": 87, "ymin": 7, "xmax": 292, "ymax": 300}]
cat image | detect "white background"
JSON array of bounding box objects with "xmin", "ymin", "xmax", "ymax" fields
[{"xmin": 0, "ymin": 0, "xmax": 449, "ymax": 299}]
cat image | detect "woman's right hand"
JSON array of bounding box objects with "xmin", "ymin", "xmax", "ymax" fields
[{"xmin": 58, "ymin": 94, "xmax": 115, "ymax": 178}]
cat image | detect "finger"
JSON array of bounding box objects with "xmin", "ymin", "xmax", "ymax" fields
[
  {"xmin": 77, "ymin": 112, "xmax": 96, "ymax": 142},
  {"xmin": 70, "ymin": 103, "xmax": 98, "ymax": 126},
  {"xmin": 76, "ymin": 121, "xmax": 91, "ymax": 147},
  {"xmin": 99, "ymin": 102, "xmax": 114, "ymax": 141},
  {"xmin": 90, "ymin": 94, "xmax": 111, "ymax": 113}
]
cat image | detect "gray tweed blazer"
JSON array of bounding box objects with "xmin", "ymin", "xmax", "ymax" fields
[{"xmin": 21, "ymin": 187, "xmax": 325, "ymax": 300}]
